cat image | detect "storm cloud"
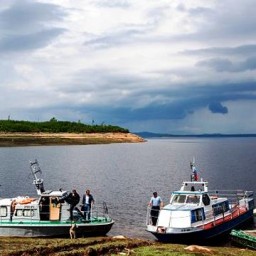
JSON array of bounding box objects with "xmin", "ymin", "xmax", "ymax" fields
[{"xmin": 0, "ymin": 0, "xmax": 256, "ymax": 134}]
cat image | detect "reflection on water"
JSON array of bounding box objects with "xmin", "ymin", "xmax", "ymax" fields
[{"xmin": 0, "ymin": 138, "xmax": 255, "ymax": 241}]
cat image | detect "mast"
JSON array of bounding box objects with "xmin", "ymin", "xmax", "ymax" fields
[
  {"xmin": 30, "ymin": 159, "xmax": 45, "ymax": 195},
  {"xmin": 190, "ymin": 157, "xmax": 198, "ymax": 182}
]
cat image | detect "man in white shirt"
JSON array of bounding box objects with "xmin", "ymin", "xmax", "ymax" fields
[{"xmin": 149, "ymin": 192, "xmax": 163, "ymax": 225}]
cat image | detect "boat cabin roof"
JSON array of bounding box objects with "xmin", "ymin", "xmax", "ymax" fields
[
  {"xmin": 172, "ymin": 191, "xmax": 206, "ymax": 195},
  {"xmin": 0, "ymin": 198, "xmax": 13, "ymax": 205},
  {"xmin": 180, "ymin": 180, "xmax": 208, "ymax": 192},
  {"xmin": 0, "ymin": 190, "xmax": 66, "ymax": 206},
  {"xmin": 40, "ymin": 190, "xmax": 65, "ymax": 197},
  {"xmin": 164, "ymin": 203, "xmax": 200, "ymax": 211}
]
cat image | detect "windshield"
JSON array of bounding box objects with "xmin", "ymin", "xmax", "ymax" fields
[{"xmin": 171, "ymin": 194, "xmax": 200, "ymax": 204}]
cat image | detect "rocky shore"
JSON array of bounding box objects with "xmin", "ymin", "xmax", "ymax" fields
[{"xmin": 0, "ymin": 132, "xmax": 145, "ymax": 146}]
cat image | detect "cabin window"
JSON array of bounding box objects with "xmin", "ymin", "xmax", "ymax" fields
[
  {"xmin": 248, "ymin": 200, "xmax": 254, "ymax": 210},
  {"xmin": 23, "ymin": 209, "xmax": 35, "ymax": 217},
  {"xmin": 202, "ymin": 194, "xmax": 210, "ymax": 206},
  {"xmin": 212, "ymin": 201, "xmax": 229, "ymax": 216},
  {"xmin": 191, "ymin": 208, "xmax": 205, "ymax": 223},
  {"xmin": 186, "ymin": 195, "xmax": 199, "ymax": 204},
  {"xmin": 15, "ymin": 209, "xmax": 35, "ymax": 217},
  {"xmin": 0, "ymin": 206, "xmax": 7, "ymax": 217},
  {"xmin": 173, "ymin": 195, "xmax": 186, "ymax": 203},
  {"xmin": 16, "ymin": 209, "xmax": 23, "ymax": 217}
]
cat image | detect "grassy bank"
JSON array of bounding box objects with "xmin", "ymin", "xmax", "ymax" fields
[{"xmin": 0, "ymin": 236, "xmax": 255, "ymax": 256}]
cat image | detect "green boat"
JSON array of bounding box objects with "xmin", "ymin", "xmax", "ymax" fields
[
  {"xmin": 230, "ymin": 229, "xmax": 256, "ymax": 250},
  {"xmin": 0, "ymin": 160, "xmax": 114, "ymax": 237}
]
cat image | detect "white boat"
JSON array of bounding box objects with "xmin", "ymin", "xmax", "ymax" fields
[
  {"xmin": 0, "ymin": 160, "xmax": 114, "ymax": 237},
  {"xmin": 146, "ymin": 161, "xmax": 255, "ymax": 243}
]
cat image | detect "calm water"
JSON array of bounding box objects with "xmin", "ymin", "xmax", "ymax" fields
[{"xmin": 0, "ymin": 138, "xmax": 255, "ymax": 240}]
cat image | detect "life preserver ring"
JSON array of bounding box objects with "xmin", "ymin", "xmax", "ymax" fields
[{"xmin": 17, "ymin": 197, "xmax": 36, "ymax": 204}]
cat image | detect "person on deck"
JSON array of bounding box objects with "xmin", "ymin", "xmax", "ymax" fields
[
  {"xmin": 69, "ymin": 189, "xmax": 80, "ymax": 221},
  {"xmin": 53, "ymin": 189, "xmax": 81, "ymax": 221},
  {"xmin": 149, "ymin": 192, "xmax": 163, "ymax": 226},
  {"xmin": 190, "ymin": 162, "xmax": 198, "ymax": 181},
  {"xmin": 82, "ymin": 190, "xmax": 95, "ymax": 221}
]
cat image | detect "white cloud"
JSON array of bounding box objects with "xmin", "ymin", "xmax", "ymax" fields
[{"xmin": 0, "ymin": 0, "xmax": 255, "ymax": 134}]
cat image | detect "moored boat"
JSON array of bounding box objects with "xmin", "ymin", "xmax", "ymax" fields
[
  {"xmin": 230, "ymin": 229, "xmax": 256, "ymax": 250},
  {"xmin": 146, "ymin": 160, "xmax": 254, "ymax": 243},
  {"xmin": 0, "ymin": 160, "xmax": 114, "ymax": 237}
]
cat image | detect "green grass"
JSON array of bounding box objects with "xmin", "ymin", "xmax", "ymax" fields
[{"xmin": 0, "ymin": 237, "xmax": 255, "ymax": 256}]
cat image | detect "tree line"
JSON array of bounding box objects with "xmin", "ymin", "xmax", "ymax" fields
[{"xmin": 0, "ymin": 119, "xmax": 129, "ymax": 133}]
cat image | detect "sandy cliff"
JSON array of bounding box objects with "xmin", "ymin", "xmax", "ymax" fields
[{"xmin": 0, "ymin": 132, "xmax": 145, "ymax": 146}]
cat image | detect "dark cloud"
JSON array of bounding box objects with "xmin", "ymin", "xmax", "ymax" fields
[
  {"xmin": 196, "ymin": 58, "xmax": 233, "ymax": 72},
  {"xmin": 0, "ymin": 0, "xmax": 67, "ymax": 52},
  {"xmin": 244, "ymin": 57, "xmax": 256, "ymax": 70},
  {"xmin": 0, "ymin": 29, "xmax": 65, "ymax": 52},
  {"xmin": 196, "ymin": 1, "xmax": 256, "ymax": 40},
  {"xmin": 208, "ymin": 102, "xmax": 228, "ymax": 114},
  {"xmin": 182, "ymin": 44, "xmax": 256, "ymax": 57},
  {"xmin": 60, "ymin": 73, "xmax": 256, "ymax": 123},
  {"xmin": 0, "ymin": 1, "xmax": 65, "ymax": 30},
  {"xmin": 196, "ymin": 57, "xmax": 256, "ymax": 72}
]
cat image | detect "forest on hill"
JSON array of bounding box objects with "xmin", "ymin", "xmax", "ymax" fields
[{"xmin": 0, "ymin": 118, "xmax": 129, "ymax": 134}]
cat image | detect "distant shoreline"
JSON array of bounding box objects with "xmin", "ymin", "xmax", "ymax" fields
[
  {"xmin": 0, "ymin": 132, "xmax": 145, "ymax": 147},
  {"xmin": 135, "ymin": 132, "xmax": 256, "ymax": 138}
]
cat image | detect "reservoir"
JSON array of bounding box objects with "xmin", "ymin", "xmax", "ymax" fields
[{"xmin": 0, "ymin": 137, "xmax": 255, "ymax": 240}]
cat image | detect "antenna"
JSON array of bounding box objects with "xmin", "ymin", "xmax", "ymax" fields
[{"xmin": 30, "ymin": 159, "xmax": 45, "ymax": 195}]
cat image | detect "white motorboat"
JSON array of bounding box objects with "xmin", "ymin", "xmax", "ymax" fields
[{"xmin": 146, "ymin": 161, "xmax": 254, "ymax": 243}]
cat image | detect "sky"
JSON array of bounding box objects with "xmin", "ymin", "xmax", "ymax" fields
[{"xmin": 0, "ymin": 0, "xmax": 256, "ymax": 134}]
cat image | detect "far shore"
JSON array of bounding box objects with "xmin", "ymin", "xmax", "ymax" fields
[{"xmin": 0, "ymin": 132, "xmax": 145, "ymax": 147}]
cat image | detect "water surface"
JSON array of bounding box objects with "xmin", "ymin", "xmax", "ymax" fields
[{"xmin": 0, "ymin": 138, "xmax": 255, "ymax": 240}]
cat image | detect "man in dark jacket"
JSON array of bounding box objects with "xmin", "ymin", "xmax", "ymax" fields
[
  {"xmin": 82, "ymin": 189, "xmax": 94, "ymax": 221},
  {"xmin": 67, "ymin": 189, "xmax": 80, "ymax": 221},
  {"xmin": 53, "ymin": 189, "xmax": 81, "ymax": 221}
]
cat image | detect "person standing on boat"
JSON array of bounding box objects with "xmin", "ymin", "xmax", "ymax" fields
[
  {"xmin": 68, "ymin": 189, "xmax": 80, "ymax": 221},
  {"xmin": 82, "ymin": 189, "xmax": 94, "ymax": 221},
  {"xmin": 149, "ymin": 192, "xmax": 163, "ymax": 226},
  {"xmin": 190, "ymin": 162, "xmax": 198, "ymax": 181}
]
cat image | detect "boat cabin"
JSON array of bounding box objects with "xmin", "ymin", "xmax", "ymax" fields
[
  {"xmin": 156, "ymin": 180, "xmax": 234, "ymax": 230},
  {"xmin": 0, "ymin": 190, "xmax": 71, "ymax": 223}
]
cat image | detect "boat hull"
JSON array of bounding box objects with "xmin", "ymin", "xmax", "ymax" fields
[
  {"xmin": 148, "ymin": 210, "xmax": 253, "ymax": 244},
  {"xmin": 0, "ymin": 220, "xmax": 114, "ymax": 237},
  {"xmin": 230, "ymin": 230, "xmax": 256, "ymax": 250}
]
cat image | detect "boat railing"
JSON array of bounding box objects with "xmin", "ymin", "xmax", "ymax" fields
[
  {"xmin": 88, "ymin": 201, "xmax": 111, "ymax": 222},
  {"xmin": 208, "ymin": 190, "xmax": 254, "ymax": 202},
  {"xmin": 146, "ymin": 206, "xmax": 151, "ymax": 225},
  {"xmin": 0, "ymin": 201, "xmax": 111, "ymax": 224},
  {"xmin": 199, "ymin": 203, "xmax": 253, "ymax": 230}
]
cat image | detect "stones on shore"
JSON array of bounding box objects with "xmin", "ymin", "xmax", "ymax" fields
[
  {"xmin": 112, "ymin": 235, "xmax": 127, "ymax": 239},
  {"xmin": 185, "ymin": 245, "xmax": 213, "ymax": 254}
]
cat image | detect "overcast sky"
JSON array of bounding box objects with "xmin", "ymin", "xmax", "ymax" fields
[{"xmin": 0, "ymin": 0, "xmax": 256, "ymax": 134}]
